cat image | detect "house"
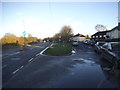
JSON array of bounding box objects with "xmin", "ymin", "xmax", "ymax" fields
[
  {"xmin": 91, "ymin": 31, "xmax": 109, "ymax": 41},
  {"xmin": 106, "ymin": 26, "xmax": 119, "ymax": 40},
  {"xmin": 72, "ymin": 33, "xmax": 86, "ymax": 42},
  {"xmin": 92, "ymin": 23, "xmax": 120, "ymax": 42}
]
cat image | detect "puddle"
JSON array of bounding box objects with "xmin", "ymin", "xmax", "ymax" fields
[
  {"xmin": 51, "ymin": 61, "xmax": 116, "ymax": 88},
  {"xmin": 72, "ymin": 58, "xmax": 95, "ymax": 65}
]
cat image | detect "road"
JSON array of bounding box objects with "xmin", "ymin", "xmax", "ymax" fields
[
  {"xmin": 2, "ymin": 42, "xmax": 119, "ymax": 88},
  {"xmin": 2, "ymin": 42, "xmax": 51, "ymax": 86}
]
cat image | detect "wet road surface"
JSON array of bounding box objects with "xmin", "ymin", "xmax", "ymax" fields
[{"xmin": 2, "ymin": 42, "xmax": 119, "ymax": 88}]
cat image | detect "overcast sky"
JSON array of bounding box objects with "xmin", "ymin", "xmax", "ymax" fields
[{"xmin": 1, "ymin": 1, "xmax": 118, "ymax": 39}]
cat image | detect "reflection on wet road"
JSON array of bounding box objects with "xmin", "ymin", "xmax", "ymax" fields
[{"xmin": 46, "ymin": 59, "xmax": 117, "ymax": 88}]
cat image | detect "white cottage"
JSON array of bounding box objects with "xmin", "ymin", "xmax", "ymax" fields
[{"xmin": 72, "ymin": 33, "xmax": 86, "ymax": 42}]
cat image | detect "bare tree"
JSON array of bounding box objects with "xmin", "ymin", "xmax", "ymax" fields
[
  {"xmin": 95, "ymin": 24, "xmax": 107, "ymax": 32},
  {"xmin": 59, "ymin": 25, "xmax": 73, "ymax": 42}
]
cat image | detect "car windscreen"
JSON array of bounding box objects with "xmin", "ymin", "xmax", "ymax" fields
[
  {"xmin": 112, "ymin": 43, "xmax": 120, "ymax": 51},
  {"xmin": 98, "ymin": 42, "xmax": 105, "ymax": 46}
]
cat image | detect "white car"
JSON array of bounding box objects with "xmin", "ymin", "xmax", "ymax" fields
[{"xmin": 72, "ymin": 41, "xmax": 79, "ymax": 46}]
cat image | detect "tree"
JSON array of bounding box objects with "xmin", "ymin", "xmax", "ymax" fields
[
  {"xmin": 59, "ymin": 25, "xmax": 73, "ymax": 42},
  {"xmin": 53, "ymin": 33, "xmax": 61, "ymax": 42},
  {"xmin": 95, "ymin": 24, "xmax": 107, "ymax": 32},
  {"xmin": 1, "ymin": 33, "xmax": 18, "ymax": 44},
  {"xmin": 18, "ymin": 36, "xmax": 24, "ymax": 44},
  {"xmin": 85, "ymin": 35, "xmax": 91, "ymax": 39}
]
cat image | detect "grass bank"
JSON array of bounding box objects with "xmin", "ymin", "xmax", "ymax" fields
[{"xmin": 43, "ymin": 43, "xmax": 72, "ymax": 56}]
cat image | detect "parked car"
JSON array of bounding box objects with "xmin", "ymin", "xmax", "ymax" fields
[
  {"xmin": 83, "ymin": 39, "xmax": 90, "ymax": 44},
  {"xmin": 89, "ymin": 40, "xmax": 96, "ymax": 46},
  {"xmin": 101, "ymin": 42, "xmax": 120, "ymax": 69},
  {"xmin": 72, "ymin": 41, "xmax": 79, "ymax": 46},
  {"xmin": 94, "ymin": 41, "xmax": 106, "ymax": 53}
]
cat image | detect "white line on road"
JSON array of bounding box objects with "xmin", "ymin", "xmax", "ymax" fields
[
  {"xmin": 36, "ymin": 53, "xmax": 40, "ymax": 56},
  {"xmin": 40, "ymin": 43, "xmax": 53, "ymax": 55},
  {"xmin": 3, "ymin": 52, "xmax": 20, "ymax": 59},
  {"xmin": 12, "ymin": 66, "xmax": 23, "ymax": 74},
  {"xmin": 28, "ymin": 58, "xmax": 34, "ymax": 62},
  {"xmin": 10, "ymin": 52, "xmax": 20, "ymax": 56}
]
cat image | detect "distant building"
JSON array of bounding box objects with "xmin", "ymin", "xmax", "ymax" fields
[
  {"xmin": 72, "ymin": 33, "xmax": 86, "ymax": 42},
  {"xmin": 91, "ymin": 31, "xmax": 109, "ymax": 41}
]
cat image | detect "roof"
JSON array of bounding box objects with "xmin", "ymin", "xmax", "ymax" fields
[
  {"xmin": 110, "ymin": 26, "xmax": 119, "ymax": 31},
  {"xmin": 73, "ymin": 33, "xmax": 85, "ymax": 37},
  {"xmin": 92, "ymin": 31, "xmax": 109, "ymax": 36}
]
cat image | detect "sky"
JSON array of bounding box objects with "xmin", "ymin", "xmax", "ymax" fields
[{"xmin": 1, "ymin": 1, "xmax": 118, "ymax": 39}]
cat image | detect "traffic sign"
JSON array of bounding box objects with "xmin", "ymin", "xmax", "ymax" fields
[{"xmin": 23, "ymin": 31, "xmax": 26, "ymax": 36}]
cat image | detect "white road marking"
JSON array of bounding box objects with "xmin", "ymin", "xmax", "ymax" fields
[
  {"xmin": 10, "ymin": 52, "xmax": 20, "ymax": 55},
  {"xmin": 36, "ymin": 53, "xmax": 39, "ymax": 56},
  {"xmin": 3, "ymin": 52, "xmax": 20, "ymax": 59},
  {"xmin": 12, "ymin": 66, "xmax": 23, "ymax": 74},
  {"xmin": 40, "ymin": 43, "xmax": 53, "ymax": 55},
  {"xmin": 28, "ymin": 58, "xmax": 34, "ymax": 62}
]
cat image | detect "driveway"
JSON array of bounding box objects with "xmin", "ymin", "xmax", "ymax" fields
[{"xmin": 2, "ymin": 42, "xmax": 119, "ymax": 88}]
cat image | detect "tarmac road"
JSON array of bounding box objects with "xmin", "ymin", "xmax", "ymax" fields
[
  {"xmin": 2, "ymin": 42, "xmax": 119, "ymax": 88},
  {"xmin": 2, "ymin": 42, "xmax": 51, "ymax": 86}
]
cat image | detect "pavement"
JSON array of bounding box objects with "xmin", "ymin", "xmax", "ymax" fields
[{"xmin": 2, "ymin": 42, "xmax": 120, "ymax": 88}]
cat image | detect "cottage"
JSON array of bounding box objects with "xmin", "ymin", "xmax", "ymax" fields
[{"xmin": 72, "ymin": 33, "xmax": 86, "ymax": 42}]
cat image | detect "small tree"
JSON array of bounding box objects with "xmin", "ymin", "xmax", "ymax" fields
[{"xmin": 59, "ymin": 25, "xmax": 73, "ymax": 42}]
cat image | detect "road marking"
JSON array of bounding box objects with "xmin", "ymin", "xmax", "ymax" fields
[
  {"xmin": 3, "ymin": 52, "xmax": 20, "ymax": 59},
  {"xmin": 40, "ymin": 43, "xmax": 53, "ymax": 55},
  {"xmin": 28, "ymin": 58, "xmax": 33, "ymax": 62},
  {"xmin": 12, "ymin": 66, "xmax": 23, "ymax": 74},
  {"xmin": 36, "ymin": 53, "xmax": 39, "ymax": 56},
  {"xmin": 10, "ymin": 52, "xmax": 20, "ymax": 56}
]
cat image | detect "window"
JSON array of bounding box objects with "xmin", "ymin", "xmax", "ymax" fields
[
  {"xmin": 100, "ymin": 35, "xmax": 102, "ymax": 38},
  {"xmin": 104, "ymin": 35, "xmax": 106, "ymax": 37}
]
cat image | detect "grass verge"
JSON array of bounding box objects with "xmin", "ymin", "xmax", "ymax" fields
[{"xmin": 43, "ymin": 43, "xmax": 72, "ymax": 56}]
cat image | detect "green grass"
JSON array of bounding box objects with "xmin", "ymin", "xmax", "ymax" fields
[{"xmin": 44, "ymin": 43, "xmax": 72, "ymax": 56}]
